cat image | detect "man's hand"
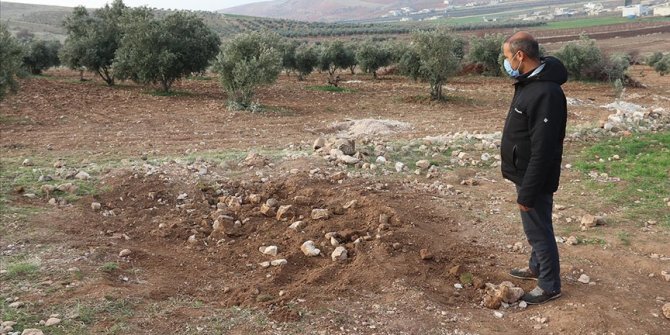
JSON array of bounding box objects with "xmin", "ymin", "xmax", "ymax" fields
[{"xmin": 518, "ymin": 204, "xmax": 532, "ymax": 212}]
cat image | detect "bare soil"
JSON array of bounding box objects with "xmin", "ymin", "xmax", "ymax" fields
[{"xmin": 1, "ymin": 60, "xmax": 669, "ymax": 334}]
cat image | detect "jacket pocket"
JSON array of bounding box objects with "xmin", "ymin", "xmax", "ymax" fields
[
  {"xmin": 501, "ymin": 137, "xmax": 514, "ymax": 166},
  {"xmin": 514, "ymin": 143, "xmax": 530, "ymax": 171}
]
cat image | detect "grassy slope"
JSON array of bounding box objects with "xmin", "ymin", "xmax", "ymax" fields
[{"xmin": 573, "ymin": 131, "xmax": 670, "ymax": 225}]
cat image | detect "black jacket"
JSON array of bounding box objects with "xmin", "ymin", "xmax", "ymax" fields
[{"xmin": 501, "ymin": 56, "xmax": 568, "ymax": 208}]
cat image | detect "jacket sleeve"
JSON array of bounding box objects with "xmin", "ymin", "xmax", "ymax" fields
[{"xmin": 517, "ymin": 89, "xmax": 565, "ymax": 208}]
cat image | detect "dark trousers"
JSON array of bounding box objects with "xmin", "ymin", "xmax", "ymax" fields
[{"xmin": 516, "ymin": 186, "xmax": 561, "ymax": 293}]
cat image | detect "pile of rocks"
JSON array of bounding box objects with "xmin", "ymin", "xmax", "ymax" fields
[
  {"xmin": 159, "ymin": 179, "xmax": 383, "ymax": 267},
  {"xmin": 579, "ymin": 214, "xmax": 607, "ymax": 231},
  {"xmin": 481, "ymin": 281, "xmax": 525, "ymax": 310},
  {"xmin": 565, "ymin": 101, "xmax": 669, "ymax": 141},
  {"xmin": 312, "ymin": 133, "xmax": 502, "ymax": 176},
  {"xmin": 600, "ymin": 101, "xmax": 669, "ymax": 133},
  {"xmin": 17, "ymin": 159, "xmax": 96, "ymax": 207},
  {"xmin": 313, "ymin": 137, "xmax": 364, "ymax": 166},
  {"xmin": 1, "ymin": 312, "xmax": 61, "ymax": 335}
]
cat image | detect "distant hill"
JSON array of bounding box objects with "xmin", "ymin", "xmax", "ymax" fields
[
  {"xmin": 0, "ymin": 2, "xmax": 74, "ymax": 40},
  {"xmin": 0, "ymin": 1, "xmax": 548, "ymax": 42},
  {"xmin": 0, "ymin": 1, "xmax": 420, "ymax": 41},
  {"xmin": 219, "ymin": 0, "xmax": 447, "ymax": 22}
]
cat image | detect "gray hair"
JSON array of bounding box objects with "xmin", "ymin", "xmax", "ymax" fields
[{"xmin": 505, "ymin": 35, "xmax": 540, "ymax": 60}]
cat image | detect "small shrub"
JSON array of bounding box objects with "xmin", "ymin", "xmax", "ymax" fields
[
  {"xmin": 6, "ymin": 262, "xmax": 39, "ymax": 279},
  {"xmin": 612, "ymin": 78, "xmax": 624, "ymax": 99},
  {"xmin": 604, "ymin": 53, "xmax": 631, "ymax": 83},
  {"xmin": 652, "ymin": 54, "xmax": 670, "ymax": 76},
  {"xmin": 307, "ymin": 85, "xmax": 353, "ymax": 93},
  {"xmin": 100, "ymin": 262, "xmax": 119, "ymax": 273},
  {"xmin": 646, "ymin": 52, "xmax": 663, "ymax": 66},
  {"xmin": 459, "ymin": 272, "xmax": 474, "ymax": 286},
  {"xmin": 617, "ymin": 231, "xmax": 631, "ymax": 246}
]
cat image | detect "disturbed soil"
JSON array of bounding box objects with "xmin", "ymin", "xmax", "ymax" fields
[{"xmin": 1, "ymin": 57, "xmax": 669, "ymax": 334}]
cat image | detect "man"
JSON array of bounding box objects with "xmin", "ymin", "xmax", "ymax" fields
[{"xmin": 500, "ymin": 32, "xmax": 568, "ymax": 304}]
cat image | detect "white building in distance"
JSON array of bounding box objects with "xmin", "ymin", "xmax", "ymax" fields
[
  {"xmin": 654, "ymin": 4, "xmax": 670, "ymax": 16},
  {"xmin": 622, "ymin": 4, "xmax": 651, "ymax": 17}
]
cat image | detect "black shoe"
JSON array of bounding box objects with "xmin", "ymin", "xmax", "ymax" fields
[
  {"xmin": 522, "ymin": 286, "xmax": 561, "ymax": 305},
  {"xmin": 509, "ymin": 267, "xmax": 538, "ymax": 281}
]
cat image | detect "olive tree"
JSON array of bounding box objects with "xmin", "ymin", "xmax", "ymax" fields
[
  {"xmin": 555, "ymin": 35, "xmax": 636, "ymax": 84},
  {"xmin": 23, "ymin": 40, "xmax": 62, "ymax": 75},
  {"xmin": 280, "ymin": 39, "xmax": 299, "ymax": 75},
  {"xmin": 318, "ymin": 40, "xmax": 350, "ymax": 76},
  {"xmin": 0, "ymin": 24, "xmax": 25, "ymax": 101},
  {"xmin": 61, "ymin": 0, "xmax": 127, "ymax": 85},
  {"xmin": 114, "ymin": 10, "xmax": 220, "ymax": 92},
  {"xmin": 293, "ymin": 44, "xmax": 319, "ymax": 81},
  {"xmin": 398, "ymin": 47, "xmax": 421, "ymax": 81},
  {"xmin": 653, "ymin": 54, "xmax": 670, "ymax": 76},
  {"xmin": 554, "ymin": 34, "xmax": 605, "ymax": 81},
  {"xmin": 356, "ymin": 40, "xmax": 391, "ymax": 79},
  {"xmin": 647, "ymin": 52, "xmax": 669, "ymax": 76},
  {"xmin": 604, "ymin": 53, "xmax": 630, "ymax": 84},
  {"xmin": 344, "ymin": 42, "xmax": 359, "ymax": 74},
  {"xmin": 467, "ymin": 33, "xmax": 505, "ymax": 76},
  {"xmin": 340, "ymin": 43, "xmax": 358, "ymax": 75},
  {"xmin": 646, "ymin": 52, "xmax": 663, "ymax": 67},
  {"xmin": 405, "ymin": 29, "xmax": 464, "ymax": 100},
  {"xmin": 213, "ymin": 31, "xmax": 282, "ymax": 109}
]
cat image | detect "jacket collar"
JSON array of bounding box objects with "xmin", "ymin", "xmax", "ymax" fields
[{"xmin": 514, "ymin": 60, "xmax": 546, "ymax": 85}]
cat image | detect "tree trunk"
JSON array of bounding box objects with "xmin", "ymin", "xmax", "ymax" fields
[
  {"xmin": 161, "ymin": 77, "xmax": 172, "ymax": 93},
  {"xmin": 327, "ymin": 74, "xmax": 340, "ymax": 87},
  {"xmin": 431, "ymin": 79, "xmax": 444, "ymax": 101},
  {"xmin": 97, "ymin": 67, "xmax": 114, "ymax": 86},
  {"xmin": 349, "ymin": 66, "xmax": 356, "ymax": 75},
  {"xmin": 436, "ymin": 81, "xmax": 443, "ymax": 101}
]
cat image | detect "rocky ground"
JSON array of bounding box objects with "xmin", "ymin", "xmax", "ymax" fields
[{"xmin": 1, "ymin": 66, "xmax": 669, "ymax": 334}]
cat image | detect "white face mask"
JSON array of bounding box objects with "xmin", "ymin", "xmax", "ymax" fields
[{"xmin": 504, "ymin": 52, "xmax": 522, "ymax": 78}]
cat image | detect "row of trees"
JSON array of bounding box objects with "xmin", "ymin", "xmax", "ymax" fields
[
  {"xmin": 60, "ymin": 0, "xmax": 220, "ymax": 91},
  {"xmin": 0, "ymin": 24, "xmax": 63, "ymax": 101},
  {"xmin": 2, "ymin": 1, "xmax": 668, "ymax": 107},
  {"xmin": 219, "ymin": 29, "xmax": 466, "ymax": 104}
]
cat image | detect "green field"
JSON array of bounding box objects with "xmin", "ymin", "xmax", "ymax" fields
[
  {"xmin": 542, "ymin": 16, "xmax": 670, "ymax": 30},
  {"xmin": 3, "ymin": 1, "xmax": 669, "ymax": 40}
]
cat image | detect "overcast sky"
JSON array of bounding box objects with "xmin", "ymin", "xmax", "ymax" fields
[{"xmin": 6, "ymin": 0, "xmax": 269, "ymax": 11}]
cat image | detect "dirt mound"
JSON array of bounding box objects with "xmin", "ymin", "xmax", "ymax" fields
[
  {"xmin": 64, "ymin": 166, "xmax": 489, "ymax": 313},
  {"xmin": 329, "ymin": 119, "xmax": 412, "ymax": 138}
]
